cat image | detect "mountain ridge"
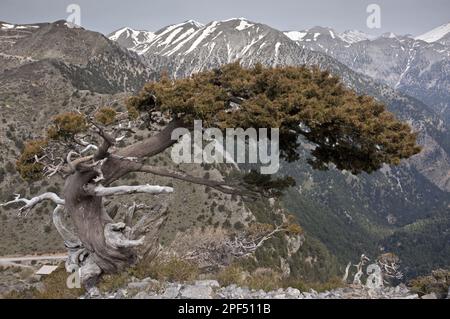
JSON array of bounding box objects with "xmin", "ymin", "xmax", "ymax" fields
[{"xmin": 416, "ymin": 22, "xmax": 450, "ymax": 43}]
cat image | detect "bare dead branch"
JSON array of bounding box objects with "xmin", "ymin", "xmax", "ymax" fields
[
  {"xmin": 224, "ymin": 223, "xmax": 287, "ymax": 257},
  {"xmin": 134, "ymin": 164, "xmax": 255, "ymax": 197},
  {"xmin": 67, "ymin": 151, "xmax": 94, "ymax": 172},
  {"xmin": 80, "ymin": 144, "xmax": 99, "ymax": 154},
  {"xmin": 124, "ymin": 202, "xmax": 151, "ymax": 227},
  {"xmin": 1, "ymin": 193, "xmax": 65, "ymax": 216},
  {"xmin": 88, "ymin": 121, "xmax": 116, "ymax": 161},
  {"xmin": 104, "ymin": 222, "xmax": 144, "ymax": 249},
  {"xmin": 83, "ymin": 183, "xmax": 173, "ymax": 197}
]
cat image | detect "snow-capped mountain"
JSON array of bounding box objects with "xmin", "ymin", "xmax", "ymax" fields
[
  {"xmin": 284, "ymin": 27, "xmax": 372, "ymax": 45},
  {"xmin": 108, "ymin": 20, "xmax": 205, "ymax": 55},
  {"xmin": 415, "ymin": 22, "xmax": 450, "ymax": 44},
  {"xmin": 123, "ymin": 18, "xmax": 318, "ymax": 77},
  {"xmin": 135, "ymin": 19, "xmax": 205, "ymax": 56},
  {"xmin": 285, "ymin": 24, "xmax": 450, "ymax": 124},
  {"xmin": 284, "ymin": 26, "xmax": 340, "ymax": 42},
  {"xmin": 108, "ymin": 27, "xmax": 155, "ymax": 54},
  {"xmin": 0, "ymin": 21, "xmax": 41, "ymax": 30},
  {"xmin": 339, "ymin": 30, "xmax": 373, "ymax": 44}
]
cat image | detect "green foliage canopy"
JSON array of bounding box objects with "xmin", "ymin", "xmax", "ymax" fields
[{"xmin": 127, "ymin": 62, "xmax": 421, "ymax": 174}]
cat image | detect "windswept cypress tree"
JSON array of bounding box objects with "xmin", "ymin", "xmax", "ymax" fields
[{"xmin": 4, "ymin": 62, "xmax": 420, "ymax": 288}]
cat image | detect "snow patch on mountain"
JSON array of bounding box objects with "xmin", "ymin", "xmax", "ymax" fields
[
  {"xmin": 236, "ymin": 19, "xmax": 254, "ymax": 31},
  {"xmin": 284, "ymin": 31, "xmax": 307, "ymax": 42},
  {"xmin": 329, "ymin": 30, "xmax": 336, "ymax": 39},
  {"xmin": 160, "ymin": 27, "xmax": 183, "ymax": 46},
  {"xmin": 339, "ymin": 30, "xmax": 372, "ymax": 44},
  {"xmin": 416, "ymin": 22, "xmax": 450, "ymax": 43},
  {"xmin": 109, "ymin": 27, "xmax": 155, "ymax": 45},
  {"xmin": 184, "ymin": 19, "xmax": 204, "ymax": 28},
  {"xmin": 0, "ymin": 22, "xmax": 40, "ymax": 30},
  {"xmin": 185, "ymin": 21, "xmax": 218, "ymax": 55},
  {"xmin": 273, "ymin": 42, "xmax": 281, "ymax": 66},
  {"xmin": 0, "ymin": 23, "xmax": 15, "ymax": 30}
]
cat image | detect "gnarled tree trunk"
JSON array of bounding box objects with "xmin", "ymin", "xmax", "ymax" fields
[{"xmin": 3, "ymin": 119, "xmax": 251, "ymax": 290}]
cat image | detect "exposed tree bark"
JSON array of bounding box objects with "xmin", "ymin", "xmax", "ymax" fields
[
  {"xmin": 52, "ymin": 204, "xmax": 81, "ymax": 249},
  {"xmin": 25, "ymin": 119, "xmax": 226, "ymax": 288},
  {"xmin": 135, "ymin": 164, "xmax": 251, "ymax": 196},
  {"xmin": 100, "ymin": 120, "xmax": 184, "ymax": 186},
  {"xmin": 60, "ymin": 167, "xmax": 175, "ymax": 288},
  {"xmin": 116, "ymin": 119, "xmax": 185, "ymax": 159}
]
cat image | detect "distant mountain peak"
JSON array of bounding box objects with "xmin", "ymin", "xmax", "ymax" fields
[
  {"xmin": 108, "ymin": 27, "xmax": 155, "ymax": 53},
  {"xmin": 182, "ymin": 19, "xmax": 204, "ymax": 28},
  {"xmin": 221, "ymin": 17, "xmax": 250, "ymax": 22},
  {"xmin": 1, "ymin": 20, "xmax": 83, "ymax": 31},
  {"xmin": 415, "ymin": 22, "xmax": 450, "ymax": 43},
  {"xmin": 109, "ymin": 27, "xmax": 152, "ymax": 40},
  {"xmin": 284, "ymin": 31, "xmax": 308, "ymax": 42},
  {"xmin": 380, "ymin": 32, "xmax": 398, "ymax": 39},
  {"xmin": 339, "ymin": 30, "xmax": 373, "ymax": 44},
  {"xmin": 218, "ymin": 18, "xmax": 256, "ymax": 31},
  {"xmin": 284, "ymin": 26, "xmax": 338, "ymax": 43},
  {"xmin": 0, "ymin": 21, "xmax": 41, "ymax": 30},
  {"xmin": 285, "ymin": 26, "xmax": 376, "ymax": 44}
]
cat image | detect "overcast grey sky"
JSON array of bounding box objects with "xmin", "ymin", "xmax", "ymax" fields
[{"xmin": 1, "ymin": 0, "xmax": 449, "ymax": 36}]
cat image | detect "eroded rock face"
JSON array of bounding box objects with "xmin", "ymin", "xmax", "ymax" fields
[{"xmin": 180, "ymin": 285, "xmax": 213, "ymax": 299}]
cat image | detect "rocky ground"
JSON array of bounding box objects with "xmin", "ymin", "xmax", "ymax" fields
[
  {"xmin": 83, "ymin": 278, "xmax": 430, "ymax": 300},
  {"xmin": 2, "ymin": 264, "xmax": 448, "ymax": 299}
]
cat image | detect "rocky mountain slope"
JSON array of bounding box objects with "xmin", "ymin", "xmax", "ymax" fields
[
  {"xmin": 415, "ymin": 22, "xmax": 450, "ymax": 45},
  {"xmin": 109, "ymin": 18, "xmax": 450, "ymax": 277},
  {"xmin": 0, "ymin": 20, "xmax": 154, "ymax": 93},
  {"xmin": 0, "ymin": 20, "xmax": 154, "ymax": 255},
  {"xmin": 108, "ymin": 27, "xmax": 155, "ymax": 53}
]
